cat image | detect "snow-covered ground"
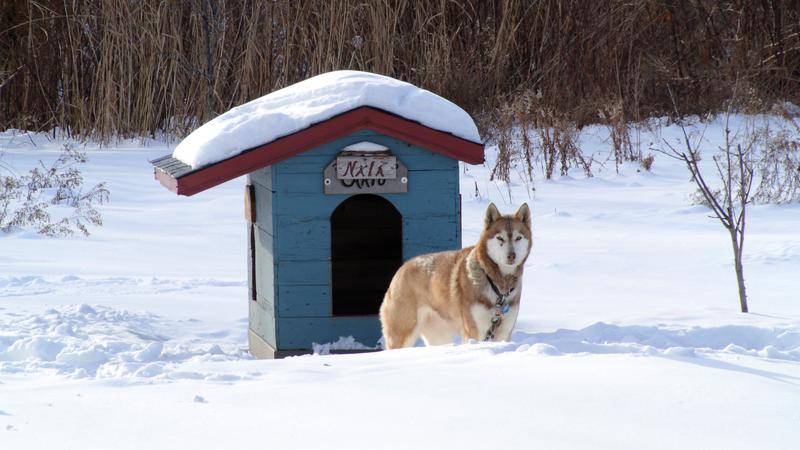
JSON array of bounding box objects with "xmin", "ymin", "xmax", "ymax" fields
[{"xmin": 1, "ymin": 117, "xmax": 799, "ymax": 449}]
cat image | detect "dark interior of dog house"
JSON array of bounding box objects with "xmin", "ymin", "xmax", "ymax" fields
[{"xmin": 331, "ymin": 194, "xmax": 403, "ymax": 316}]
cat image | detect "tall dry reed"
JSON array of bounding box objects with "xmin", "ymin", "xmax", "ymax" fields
[{"xmin": 1, "ymin": 0, "xmax": 798, "ymax": 142}]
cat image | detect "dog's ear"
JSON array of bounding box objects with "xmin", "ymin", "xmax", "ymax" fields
[
  {"xmin": 515, "ymin": 203, "xmax": 531, "ymax": 228},
  {"xmin": 484, "ymin": 203, "xmax": 501, "ymax": 228}
]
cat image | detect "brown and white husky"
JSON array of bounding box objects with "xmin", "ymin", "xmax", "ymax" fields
[{"xmin": 380, "ymin": 203, "xmax": 532, "ymax": 349}]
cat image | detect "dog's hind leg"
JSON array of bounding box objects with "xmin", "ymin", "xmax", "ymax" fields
[
  {"xmin": 419, "ymin": 310, "xmax": 457, "ymax": 346},
  {"xmin": 396, "ymin": 324, "xmax": 421, "ymax": 349},
  {"xmin": 419, "ymin": 328, "xmax": 454, "ymax": 346},
  {"xmin": 379, "ymin": 293, "xmax": 420, "ymax": 349},
  {"xmin": 381, "ymin": 315, "xmax": 419, "ymax": 349}
]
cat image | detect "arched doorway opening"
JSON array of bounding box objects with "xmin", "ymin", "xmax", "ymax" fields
[{"xmin": 331, "ymin": 194, "xmax": 402, "ymax": 316}]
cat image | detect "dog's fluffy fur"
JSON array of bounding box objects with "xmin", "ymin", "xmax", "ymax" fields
[{"xmin": 380, "ymin": 203, "xmax": 532, "ymax": 349}]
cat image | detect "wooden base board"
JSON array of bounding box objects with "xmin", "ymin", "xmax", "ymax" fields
[
  {"xmin": 249, "ymin": 329, "xmax": 382, "ymax": 359},
  {"xmin": 248, "ymin": 329, "xmax": 276, "ymax": 359},
  {"xmin": 274, "ymin": 348, "xmax": 382, "ymax": 358}
]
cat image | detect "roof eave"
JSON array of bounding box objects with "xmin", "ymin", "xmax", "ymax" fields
[
  {"xmin": 154, "ymin": 106, "xmax": 484, "ymax": 196},
  {"xmin": 154, "ymin": 167, "xmax": 180, "ymax": 194}
]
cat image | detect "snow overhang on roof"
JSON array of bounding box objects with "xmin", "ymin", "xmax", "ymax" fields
[{"xmin": 151, "ymin": 71, "xmax": 484, "ymax": 196}]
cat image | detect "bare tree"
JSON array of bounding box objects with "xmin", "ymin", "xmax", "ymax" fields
[{"xmin": 656, "ymin": 89, "xmax": 755, "ymax": 313}]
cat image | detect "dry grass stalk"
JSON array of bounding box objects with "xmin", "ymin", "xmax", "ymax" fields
[{"xmin": 0, "ymin": 0, "xmax": 798, "ymax": 141}]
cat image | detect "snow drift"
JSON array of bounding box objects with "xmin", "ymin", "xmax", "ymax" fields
[{"xmin": 172, "ymin": 71, "xmax": 482, "ymax": 169}]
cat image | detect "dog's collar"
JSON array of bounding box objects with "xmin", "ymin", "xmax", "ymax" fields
[
  {"xmin": 486, "ymin": 274, "xmax": 515, "ymax": 303},
  {"xmin": 484, "ymin": 275, "xmax": 514, "ymax": 341}
]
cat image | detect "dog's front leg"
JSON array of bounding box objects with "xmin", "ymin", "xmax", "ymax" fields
[
  {"xmin": 497, "ymin": 306, "xmax": 519, "ymax": 342},
  {"xmin": 460, "ymin": 310, "xmax": 481, "ymax": 342}
]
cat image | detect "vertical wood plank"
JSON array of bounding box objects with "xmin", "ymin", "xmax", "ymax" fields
[
  {"xmin": 248, "ymin": 224, "xmax": 257, "ymax": 302},
  {"xmin": 244, "ymin": 184, "xmax": 256, "ymax": 223}
]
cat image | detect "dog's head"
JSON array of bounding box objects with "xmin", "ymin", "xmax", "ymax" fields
[{"xmin": 481, "ymin": 203, "xmax": 532, "ymax": 273}]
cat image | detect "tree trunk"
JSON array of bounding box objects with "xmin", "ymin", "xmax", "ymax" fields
[{"xmin": 729, "ymin": 229, "xmax": 749, "ymax": 313}]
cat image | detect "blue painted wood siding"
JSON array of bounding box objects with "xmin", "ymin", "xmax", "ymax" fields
[{"xmin": 250, "ymin": 130, "xmax": 462, "ymax": 350}]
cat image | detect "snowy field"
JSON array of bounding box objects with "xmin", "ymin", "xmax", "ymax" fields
[{"xmin": 1, "ymin": 117, "xmax": 799, "ymax": 450}]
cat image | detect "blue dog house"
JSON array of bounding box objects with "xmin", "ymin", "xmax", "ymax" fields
[{"xmin": 151, "ymin": 72, "xmax": 484, "ymax": 357}]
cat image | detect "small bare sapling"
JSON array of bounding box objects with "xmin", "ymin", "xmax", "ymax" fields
[{"xmin": 656, "ymin": 103, "xmax": 755, "ymax": 313}]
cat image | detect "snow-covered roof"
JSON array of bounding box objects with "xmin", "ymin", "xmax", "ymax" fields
[{"xmin": 173, "ymin": 71, "xmax": 482, "ymax": 169}]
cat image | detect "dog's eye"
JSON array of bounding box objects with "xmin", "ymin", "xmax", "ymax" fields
[
  {"xmin": 515, "ymin": 236, "xmax": 522, "ymax": 242},
  {"xmin": 496, "ymin": 236, "xmax": 504, "ymax": 243}
]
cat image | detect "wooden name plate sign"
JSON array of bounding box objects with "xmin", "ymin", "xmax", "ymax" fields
[
  {"xmin": 336, "ymin": 154, "xmax": 397, "ymax": 179},
  {"xmin": 324, "ymin": 150, "xmax": 408, "ymax": 195}
]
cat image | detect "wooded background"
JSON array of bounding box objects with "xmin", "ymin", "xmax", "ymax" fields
[{"xmin": 1, "ymin": 0, "xmax": 799, "ymax": 140}]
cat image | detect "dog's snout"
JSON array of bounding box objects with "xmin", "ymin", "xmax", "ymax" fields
[{"xmin": 507, "ymin": 252, "xmax": 516, "ymax": 263}]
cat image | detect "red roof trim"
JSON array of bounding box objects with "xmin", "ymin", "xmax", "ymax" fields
[{"xmin": 155, "ymin": 106, "xmax": 484, "ymax": 196}]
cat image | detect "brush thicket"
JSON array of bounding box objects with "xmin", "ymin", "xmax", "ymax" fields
[{"xmin": 1, "ymin": 0, "xmax": 798, "ymax": 146}]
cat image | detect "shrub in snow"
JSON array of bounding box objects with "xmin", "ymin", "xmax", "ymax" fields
[
  {"xmin": 754, "ymin": 124, "xmax": 800, "ymax": 204},
  {"xmin": 640, "ymin": 153, "xmax": 655, "ymax": 172},
  {"xmin": 0, "ymin": 143, "xmax": 109, "ymax": 236},
  {"xmin": 486, "ymin": 93, "xmax": 595, "ymax": 184}
]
